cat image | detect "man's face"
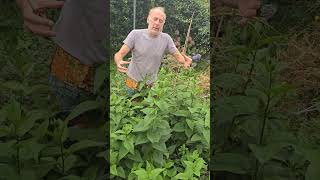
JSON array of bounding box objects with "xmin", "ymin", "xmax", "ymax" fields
[{"xmin": 147, "ymin": 9, "xmax": 165, "ymax": 37}]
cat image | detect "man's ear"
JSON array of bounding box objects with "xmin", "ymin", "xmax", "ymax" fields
[{"xmin": 147, "ymin": 17, "xmax": 150, "ymax": 24}]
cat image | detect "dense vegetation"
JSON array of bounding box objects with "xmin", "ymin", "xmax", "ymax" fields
[
  {"xmin": 211, "ymin": 1, "xmax": 320, "ymax": 180},
  {"xmin": 0, "ymin": 1, "xmax": 108, "ymax": 179},
  {"xmin": 110, "ymin": 0, "xmax": 210, "ymax": 179}
]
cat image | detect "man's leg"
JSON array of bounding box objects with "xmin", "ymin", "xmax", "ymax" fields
[{"xmin": 48, "ymin": 46, "xmax": 98, "ymax": 127}]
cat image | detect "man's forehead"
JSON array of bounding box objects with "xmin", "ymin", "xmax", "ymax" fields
[{"xmin": 149, "ymin": 9, "xmax": 166, "ymax": 19}]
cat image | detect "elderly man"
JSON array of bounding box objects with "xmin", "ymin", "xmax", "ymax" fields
[{"xmin": 114, "ymin": 7, "xmax": 193, "ymax": 95}]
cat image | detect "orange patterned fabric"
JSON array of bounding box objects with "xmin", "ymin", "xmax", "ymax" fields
[
  {"xmin": 50, "ymin": 46, "xmax": 94, "ymax": 92},
  {"xmin": 125, "ymin": 77, "xmax": 138, "ymax": 90}
]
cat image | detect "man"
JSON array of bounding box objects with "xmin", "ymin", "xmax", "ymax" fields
[
  {"xmin": 114, "ymin": 7, "xmax": 192, "ymax": 95},
  {"xmin": 16, "ymin": 0, "xmax": 107, "ymax": 126}
]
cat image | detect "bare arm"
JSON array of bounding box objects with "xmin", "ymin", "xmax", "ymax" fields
[
  {"xmin": 171, "ymin": 50, "xmax": 192, "ymax": 68},
  {"xmin": 114, "ymin": 44, "xmax": 131, "ymax": 73}
]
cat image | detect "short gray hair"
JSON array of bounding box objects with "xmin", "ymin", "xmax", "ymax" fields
[{"xmin": 148, "ymin": 7, "xmax": 166, "ymax": 20}]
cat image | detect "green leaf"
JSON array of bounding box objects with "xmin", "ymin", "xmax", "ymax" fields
[
  {"xmin": 150, "ymin": 168, "xmax": 164, "ymax": 178},
  {"xmin": 20, "ymin": 169, "xmax": 37, "ymax": 180},
  {"xmin": 305, "ymin": 150, "xmax": 320, "ymax": 180},
  {"xmin": 94, "ymin": 63, "xmax": 107, "ymax": 93},
  {"xmin": 173, "ymin": 122, "xmax": 186, "ymax": 132},
  {"xmin": 214, "ymin": 73, "xmax": 245, "ymax": 89},
  {"xmin": 58, "ymin": 155, "xmax": 77, "ymax": 172},
  {"xmin": 147, "ymin": 128, "xmax": 162, "ymax": 143},
  {"xmin": 211, "ymin": 153, "xmax": 251, "ymax": 174},
  {"xmin": 0, "ymin": 164, "xmax": 17, "ymax": 179},
  {"xmin": 152, "ymin": 151, "xmax": 164, "ymax": 166},
  {"xmin": 0, "ymin": 126, "xmax": 10, "ymax": 137},
  {"xmin": 175, "ymin": 173, "xmax": 188, "ymax": 179},
  {"xmin": 2, "ymin": 81, "xmax": 24, "ymax": 92},
  {"xmin": 67, "ymin": 140, "xmax": 105, "ymax": 154},
  {"xmin": 5, "ymin": 100, "xmax": 21, "ymax": 124},
  {"xmin": 128, "ymin": 149, "xmax": 143, "ymax": 162},
  {"xmin": 194, "ymin": 158, "xmax": 206, "ymax": 176},
  {"xmin": 0, "ymin": 140, "xmax": 16, "ymax": 157},
  {"xmin": 19, "ymin": 139, "xmax": 46, "ymax": 162},
  {"xmin": 123, "ymin": 135, "xmax": 135, "ymax": 154},
  {"xmin": 118, "ymin": 145, "xmax": 129, "ymax": 162},
  {"xmin": 30, "ymin": 119, "xmax": 49, "ymax": 140},
  {"xmin": 133, "ymin": 116, "xmax": 154, "ymax": 132},
  {"xmin": 82, "ymin": 163, "xmax": 99, "ymax": 180},
  {"xmin": 249, "ymin": 143, "xmax": 289, "ymax": 164},
  {"xmin": 134, "ymin": 169, "xmax": 148, "ymax": 179},
  {"xmin": 190, "ymin": 133, "xmax": 201, "ymax": 142},
  {"xmin": 66, "ymin": 100, "xmax": 101, "ymax": 122},
  {"xmin": 32, "ymin": 159, "xmax": 57, "ymax": 178},
  {"xmin": 16, "ymin": 110, "xmax": 47, "ymax": 137},
  {"xmin": 226, "ymin": 95, "xmax": 259, "ymax": 115},
  {"xmin": 111, "ymin": 164, "xmax": 117, "ymax": 176},
  {"xmin": 135, "ymin": 134, "xmax": 149, "ymax": 145},
  {"xmin": 186, "ymin": 119, "xmax": 194, "ymax": 130},
  {"xmin": 152, "ymin": 142, "xmax": 167, "ymax": 153},
  {"xmin": 117, "ymin": 166, "xmax": 126, "ymax": 178},
  {"xmin": 172, "ymin": 110, "xmax": 189, "ymax": 117},
  {"xmin": 155, "ymin": 100, "xmax": 169, "ymax": 112}
]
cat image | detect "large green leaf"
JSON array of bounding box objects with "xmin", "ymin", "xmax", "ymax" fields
[
  {"xmin": 305, "ymin": 149, "xmax": 320, "ymax": 180},
  {"xmin": 94, "ymin": 63, "xmax": 107, "ymax": 93},
  {"xmin": 152, "ymin": 141, "xmax": 167, "ymax": 153},
  {"xmin": 211, "ymin": 153, "xmax": 251, "ymax": 174},
  {"xmin": 147, "ymin": 128, "xmax": 162, "ymax": 143},
  {"xmin": 66, "ymin": 100, "xmax": 101, "ymax": 122},
  {"xmin": 249, "ymin": 143, "xmax": 289, "ymax": 164},
  {"xmin": 66, "ymin": 140, "xmax": 105, "ymax": 154},
  {"xmin": 123, "ymin": 135, "xmax": 135, "ymax": 154},
  {"xmin": 214, "ymin": 73, "xmax": 245, "ymax": 90}
]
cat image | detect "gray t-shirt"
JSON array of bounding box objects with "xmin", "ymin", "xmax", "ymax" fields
[
  {"xmin": 123, "ymin": 29, "xmax": 177, "ymax": 84},
  {"xmin": 53, "ymin": 0, "xmax": 107, "ymax": 65}
]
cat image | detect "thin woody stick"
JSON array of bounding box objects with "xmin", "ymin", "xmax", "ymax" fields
[{"xmin": 182, "ymin": 11, "xmax": 195, "ymax": 54}]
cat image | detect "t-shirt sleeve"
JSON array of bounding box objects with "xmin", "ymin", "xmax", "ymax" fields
[
  {"xmin": 166, "ymin": 35, "xmax": 178, "ymax": 54},
  {"xmin": 123, "ymin": 30, "xmax": 135, "ymax": 49}
]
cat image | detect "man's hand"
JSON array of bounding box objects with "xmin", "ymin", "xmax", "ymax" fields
[
  {"xmin": 217, "ymin": 0, "xmax": 261, "ymax": 25},
  {"xmin": 182, "ymin": 53, "xmax": 192, "ymax": 68},
  {"xmin": 116, "ymin": 60, "xmax": 130, "ymax": 73},
  {"xmin": 237, "ymin": 0, "xmax": 261, "ymax": 25},
  {"xmin": 16, "ymin": 0, "xmax": 64, "ymax": 37},
  {"xmin": 114, "ymin": 44, "xmax": 131, "ymax": 73}
]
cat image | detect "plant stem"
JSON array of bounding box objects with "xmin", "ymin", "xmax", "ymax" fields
[
  {"xmin": 60, "ymin": 136, "xmax": 65, "ymax": 174},
  {"xmin": 243, "ymin": 50, "xmax": 257, "ymax": 93},
  {"xmin": 16, "ymin": 142, "xmax": 20, "ymax": 175},
  {"xmin": 254, "ymin": 61, "xmax": 273, "ymax": 180}
]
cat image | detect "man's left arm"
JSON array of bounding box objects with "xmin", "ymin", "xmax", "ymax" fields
[
  {"xmin": 172, "ymin": 50, "xmax": 192, "ymax": 68},
  {"xmin": 166, "ymin": 35, "xmax": 192, "ymax": 68}
]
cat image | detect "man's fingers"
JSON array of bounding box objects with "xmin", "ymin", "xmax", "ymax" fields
[
  {"xmin": 37, "ymin": 0, "xmax": 64, "ymax": 9},
  {"xmin": 117, "ymin": 64, "xmax": 128, "ymax": 71},
  {"xmin": 24, "ymin": 21, "xmax": 56, "ymax": 36},
  {"xmin": 121, "ymin": 61, "xmax": 131, "ymax": 64},
  {"xmin": 24, "ymin": 10, "xmax": 54, "ymax": 26},
  {"xmin": 238, "ymin": 17, "xmax": 249, "ymax": 26},
  {"xmin": 117, "ymin": 67, "xmax": 127, "ymax": 73}
]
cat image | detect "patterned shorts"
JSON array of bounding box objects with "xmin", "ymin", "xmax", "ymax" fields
[{"xmin": 49, "ymin": 46, "xmax": 95, "ymax": 112}]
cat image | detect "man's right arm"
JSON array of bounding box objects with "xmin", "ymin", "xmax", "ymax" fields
[{"xmin": 114, "ymin": 44, "xmax": 131, "ymax": 73}]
